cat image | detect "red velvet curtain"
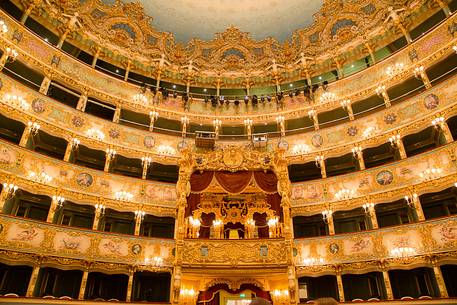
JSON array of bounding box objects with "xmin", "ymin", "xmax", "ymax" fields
[
  {"xmin": 253, "ymin": 171, "xmax": 278, "ymax": 193},
  {"xmin": 198, "ymin": 283, "xmax": 272, "ymax": 304},
  {"xmin": 214, "ymin": 171, "xmax": 253, "ymax": 194},
  {"xmin": 190, "ymin": 171, "xmax": 214, "ymax": 192},
  {"xmin": 253, "ymin": 213, "xmax": 269, "ymax": 238},
  {"xmin": 199, "ymin": 213, "xmax": 215, "ymax": 238},
  {"xmin": 186, "ymin": 171, "xmax": 281, "ymax": 217}
]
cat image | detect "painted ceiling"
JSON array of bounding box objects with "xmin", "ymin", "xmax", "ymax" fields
[{"xmin": 119, "ymin": 0, "xmax": 324, "ymax": 43}]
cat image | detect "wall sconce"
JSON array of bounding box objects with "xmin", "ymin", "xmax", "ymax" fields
[
  {"xmin": 2, "ymin": 182, "xmax": 18, "ymax": 198},
  {"xmin": 70, "ymin": 137, "xmax": 80, "ymax": 149},
  {"xmin": 149, "ymin": 110, "xmax": 159, "ymax": 120},
  {"xmin": 390, "ymin": 247, "xmax": 416, "ymax": 258},
  {"xmin": 389, "ymin": 134, "xmax": 401, "ymax": 147},
  {"xmin": 453, "ymin": 46, "xmax": 457, "ymax": 54},
  {"xmin": 404, "ymin": 193, "xmax": 418, "ymax": 207},
  {"xmin": 340, "ymin": 99, "xmax": 351, "ymax": 110},
  {"xmin": 272, "ymin": 289, "xmax": 289, "ymax": 305},
  {"xmin": 308, "ymin": 109, "xmax": 317, "ymax": 118},
  {"xmin": 375, "ymin": 85, "xmax": 386, "ymax": 96},
  {"xmin": 132, "ymin": 93, "xmax": 148, "ymax": 106},
  {"xmin": 188, "ymin": 216, "xmax": 201, "ymax": 238},
  {"xmin": 268, "ymin": 216, "xmax": 280, "ymax": 238},
  {"xmin": 141, "ymin": 156, "xmax": 152, "ymax": 167},
  {"xmin": 52, "ymin": 195, "xmax": 65, "ymax": 208},
  {"xmin": 243, "ymin": 118, "xmax": 253, "ymax": 127},
  {"xmin": 86, "ymin": 128, "xmax": 105, "ymax": 141},
  {"xmin": 385, "ymin": 62, "xmax": 404, "ymax": 77},
  {"xmin": 351, "ymin": 146, "xmax": 362, "ymax": 157},
  {"xmin": 95, "ymin": 203, "xmax": 106, "ymax": 215},
  {"xmin": 3, "ymin": 94, "xmax": 29, "ymax": 111},
  {"xmin": 362, "ymin": 126, "xmax": 376, "ymax": 139},
  {"xmin": 180, "ymin": 288, "xmax": 197, "ymax": 305},
  {"xmin": 322, "ymin": 209, "xmax": 332, "ymax": 223},
  {"xmin": 135, "ymin": 209, "xmax": 145, "ymax": 222},
  {"xmin": 181, "ymin": 116, "xmax": 190, "ymax": 125},
  {"xmin": 0, "ymin": 19, "xmax": 8, "ymax": 34},
  {"xmin": 419, "ymin": 167, "xmax": 442, "ymax": 181},
  {"xmin": 28, "ymin": 171, "xmax": 52, "ymax": 184},
  {"xmin": 315, "ymin": 155, "xmax": 324, "ymax": 167},
  {"xmin": 5, "ymin": 47, "xmax": 18, "ymax": 62},
  {"xmin": 335, "ymin": 188, "xmax": 356, "ymax": 201},
  {"xmin": 114, "ymin": 190, "xmax": 133, "ymax": 202},
  {"xmin": 413, "ymin": 65, "xmax": 425, "ymax": 79},
  {"xmin": 27, "ymin": 121, "xmax": 40, "ymax": 135},
  {"xmin": 213, "ymin": 118, "xmax": 222, "ymax": 127},
  {"xmin": 106, "ymin": 148, "xmax": 117, "ymax": 158},
  {"xmin": 362, "ymin": 202, "xmax": 375, "ymax": 213},
  {"xmin": 432, "ymin": 116, "xmax": 445, "ymax": 129},
  {"xmin": 275, "ymin": 115, "xmax": 285, "ymax": 124}
]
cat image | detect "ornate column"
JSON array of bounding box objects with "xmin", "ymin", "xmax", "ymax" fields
[
  {"xmin": 149, "ymin": 110, "xmax": 159, "ymax": 132},
  {"xmin": 91, "ymin": 46, "xmax": 101, "ymax": 68},
  {"xmin": 406, "ymin": 191, "xmax": 425, "ymax": 222},
  {"xmin": 113, "ymin": 105, "xmax": 121, "ymax": 123},
  {"xmin": 379, "ymin": 261, "xmax": 394, "ymax": 300},
  {"xmin": 141, "ymin": 156, "xmax": 151, "ymax": 180},
  {"xmin": 323, "ymin": 209, "xmax": 334, "ymax": 235},
  {"xmin": 315, "ymin": 155, "xmax": 327, "ymax": 179},
  {"xmin": 64, "ymin": 137, "xmax": 79, "ymax": 162},
  {"xmin": 78, "ymin": 267, "xmax": 89, "ymax": 300},
  {"xmin": 335, "ymin": 266, "xmax": 345, "ymax": 302},
  {"xmin": 414, "ymin": 65, "xmax": 432, "ymax": 89},
  {"xmin": 432, "ymin": 117, "xmax": 453, "ymax": 143},
  {"xmin": 92, "ymin": 201, "xmax": 105, "ymax": 230},
  {"xmin": 46, "ymin": 194, "xmax": 65, "ymax": 223},
  {"xmin": 341, "ymin": 99, "xmax": 354, "ymax": 120},
  {"xmin": 0, "ymin": 47, "xmax": 18, "ymax": 71},
  {"xmin": 375, "ymin": 85, "xmax": 391, "ymax": 107},
  {"xmin": 126, "ymin": 268, "xmax": 135, "ymax": 302},
  {"xmin": 76, "ymin": 90, "xmax": 89, "ymax": 111},
  {"xmin": 364, "ymin": 42, "xmax": 376, "ymax": 64},
  {"xmin": 39, "ymin": 72, "xmax": 52, "ymax": 95},
  {"xmin": 104, "ymin": 147, "xmax": 116, "ymax": 172},
  {"xmin": 351, "ymin": 146, "xmax": 365, "ymax": 170},
  {"xmin": 389, "ymin": 134, "xmax": 407, "ymax": 159},
  {"xmin": 181, "ymin": 116, "xmax": 189, "ymax": 139},
  {"xmin": 430, "ymin": 257, "xmax": 449, "ymax": 298},
  {"xmin": 0, "ymin": 182, "xmax": 18, "ymax": 212},
  {"xmin": 273, "ymin": 148, "xmax": 293, "ymax": 239},
  {"xmin": 276, "ymin": 116, "xmax": 285, "ymax": 137},
  {"xmin": 333, "ymin": 57, "xmax": 344, "ymax": 79},
  {"xmin": 19, "ymin": 121, "xmax": 40, "ymax": 148},
  {"xmin": 244, "ymin": 119, "xmax": 253, "ymax": 140},
  {"xmin": 213, "ymin": 119, "xmax": 221, "ymax": 139},
  {"xmin": 363, "ymin": 202, "xmax": 378, "ymax": 229},
  {"xmin": 308, "ymin": 110, "xmax": 319, "ymax": 130},
  {"xmin": 434, "ymin": 0, "xmax": 451, "ymax": 16},
  {"xmin": 26, "ymin": 262, "xmax": 41, "ymax": 297},
  {"xmin": 134, "ymin": 209, "xmax": 145, "ymax": 236},
  {"xmin": 124, "ymin": 59, "xmax": 131, "ymax": 82}
]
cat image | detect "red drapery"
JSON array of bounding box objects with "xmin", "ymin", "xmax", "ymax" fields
[
  {"xmin": 198, "ymin": 283, "xmax": 271, "ymax": 304},
  {"xmin": 186, "ymin": 171, "xmax": 281, "ymax": 217}
]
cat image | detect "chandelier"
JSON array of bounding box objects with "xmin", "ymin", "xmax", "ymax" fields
[
  {"xmin": 52, "ymin": 195, "xmax": 65, "ymax": 208},
  {"xmin": 2, "ymin": 182, "xmax": 18, "ymax": 197},
  {"xmin": 4, "ymin": 47, "xmax": 18, "ymax": 61},
  {"xmin": 3, "ymin": 94, "xmax": 29, "ymax": 111},
  {"xmin": 322, "ymin": 209, "xmax": 332, "ymax": 223},
  {"xmin": 134, "ymin": 209, "xmax": 145, "ymax": 221},
  {"xmin": 335, "ymin": 188, "xmax": 355, "ymax": 201},
  {"xmin": 86, "ymin": 128, "xmax": 105, "ymax": 141},
  {"xmin": 95, "ymin": 203, "xmax": 106, "ymax": 215},
  {"xmin": 291, "ymin": 143, "xmax": 310, "ymax": 155},
  {"xmin": 27, "ymin": 121, "xmax": 40, "ymax": 135}
]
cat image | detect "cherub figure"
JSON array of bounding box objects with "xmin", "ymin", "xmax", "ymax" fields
[
  {"xmin": 265, "ymin": 58, "xmax": 284, "ymax": 75},
  {"xmin": 181, "ymin": 60, "xmax": 199, "ymax": 75},
  {"xmin": 151, "ymin": 53, "xmax": 171, "ymax": 70}
]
